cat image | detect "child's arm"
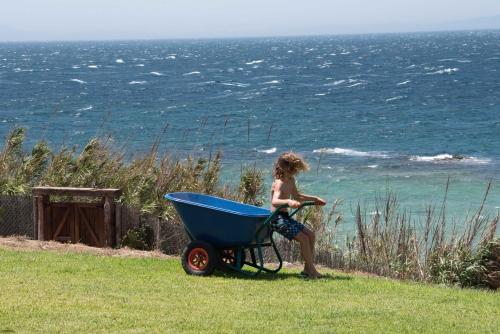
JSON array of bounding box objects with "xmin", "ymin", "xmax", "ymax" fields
[
  {"xmin": 291, "ymin": 179, "xmax": 327, "ymax": 206},
  {"xmin": 272, "ymin": 180, "xmax": 301, "ymax": 208}
]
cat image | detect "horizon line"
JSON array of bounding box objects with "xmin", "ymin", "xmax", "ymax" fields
[{"xmin": 1, "ymin": 27, "xmax": 499, "ymax": 44}]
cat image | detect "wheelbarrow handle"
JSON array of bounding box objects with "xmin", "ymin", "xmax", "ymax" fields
[{"xmin": 289, "ymin": 201, "xmax": 316, "ymax": 218}]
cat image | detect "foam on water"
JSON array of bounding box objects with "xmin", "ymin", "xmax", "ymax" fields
[
  {"xmin": 385, "ymin": 96, "xmax": 404, "ymax": 102},
  {"xmin": 69, "ymin": 79, "xmax": 86, "ymax": 84},
  {"xmin": 129, "ymin": 80, "xmax": 147, "ymax": 85},
  {"xmin": 245, "ymin": 59, "xmax": 264, "ymax": 65},
  {"xmin": 427, "ymin": 68, "xmax": 459, "ymax": 75},
  {"xmin": 397, "ymin": 80, "xmax": 411, "ymax": 85},
  {"xmin": 410, "ymin": 154, "xmax": 491, "ymax": 164},
  {"xmin": 183, "ymin": 71, "xmax": 201, "ymax": 76},
  {"xmin": 313, "ymin": 148, "xmax": 389, "ymax": 158},
  {"xmin": 150, "ymin": 72, "xmax": 164, "ymax": 76},
  {"xmin": 115, "ymin": 59, "xmax": 125, "ymax": 63},
  {"xmin": 258, "ymin": 147, "xmax": 277, "ymax": 154}
]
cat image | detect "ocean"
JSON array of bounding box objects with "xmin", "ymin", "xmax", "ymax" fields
[{"xmin": 1, "ymin": 30, "xmax": 499, "ymax": 228}]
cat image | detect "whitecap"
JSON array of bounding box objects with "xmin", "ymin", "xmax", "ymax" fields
[
  {"xmin": 69, "ymin": 79, "xmax": 86, "ymax": 84},
  {"xmin": 258, "ymin": 147, "xmax": 277, "ymax": 154},
  {"xmin": 410, "ymin": 154, "xmax": 490, "ymax": 164},
  {"xmin": 438, "ymin": 58, "xmax": 471, "ymax": 63},
  {"xmin": 77, "ymin": 105, "xmax": 93, "ymax": 111},
  {"xmin": 129, "ymin": 80, "xmax": 147, "ymax": 85},
  {"xmin": 367, "ymin": 165, "xmax": 378, "ymax": 168},
  {"xmin": 183, "ymin": 71, "xmax": 201, "ymax": 76},
  {"xmin": 115, "ymin": 59, "xmax": 125, "ymax": 63},
  {"xmin": 385, "ymin": 96, "xmax": 404, "ymax": 102},
  {"xmin": 245, "ymin": 59, "xmax": 264, "ymax": 65},
  {"xmin": 136, "ymin": 64, "xmax": 145, "ymax": 67},
  {"xmin": 72, "ymin": 65, "xmax": 80, "ymax": 69},
  {"xmin": 263, "ymin": 80, "xmax": 282, "ymax": 85},
  {"xmin": 397, "ymin": 80, "xmax": 411, "ymax": 85},
  {"xmin": 315, "ymin": 93, "xmax": 327, "ymax": 96},
  {"xmin": 427, "ymin": 68, "xmax": 459, "ymax": 75},
  {"xmin": 221, "ymin": 82, "xmax": 249, "ymax": 87},
  {"xmin": 332, "ymin": 80, "xmax": 345, "ymax": 85},
  {"xmin": 313, "ymin": 148, "xmax": 389, "ymax": 158},
  {"xmin": 166, "ymin": 55, "xmax": 176, "ymax": 59},
  {"xmin": 150, "ymin": 71, "xmax": 164, "ymax": 76},
  {"xmin": 87, "ymin": 65, "xmax": 98, "ymax": 69},
  {"xmin": 347, "ymin": 82, "xmax": 364, "ymax": 88}
]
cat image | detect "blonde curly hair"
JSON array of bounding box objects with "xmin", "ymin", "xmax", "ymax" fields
[{"xmin": 272, "ymin": 152, "xmax": 310, "ymax": 179}]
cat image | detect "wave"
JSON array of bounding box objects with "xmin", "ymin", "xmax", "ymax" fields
[
  {"xmin": 183, "ymin": 71, "xmax": 201, "ymax": 76},
  {"xmin": 136, "ymin": 64, "xmax": 145, "ymax": 67},
  {"xmin": 263, "ymin": 80, "xmax": 282, "ymax": 85},
  {"xmin": 221, "ymin": 82, "xmax": 249, "ymax": 87},
  {"xmin": 347, "ymin": 82, "xmax": 364, "ymax": 88},
  {"xmin": 397, "ymin": 80, "xmax": 411, "ymax": 85},
  {"xmin": 385, "ymin": 95, "xmax": 404, "ymax": 102},
  {"xmin": 72, "ymin": 65, "xmax": 80, "ymax": 69},
  {"xmin": 258, "ymin": 147, "xmax": 277, "ymax": 154},
  {"xmin": 77, "ymin": 105, "xmax": 93, "ymax": 111},
  {"xmin": 150, "ymin": 71, "xmax": 164, "ymax": 76},
  {"xmin": 129, "ymin": 80, "xmax": 147, "ymax": 85},
  {"xmin": 315, "ymin": 93, "xmax": 327, "ymax": 96},
  {"xmin": 245, "ymin": 59, "xmax": 264, "ymax": 65},
  {"xmin": 115, "ymin": 59, "xmax": 124, "ymax": 64},
  {"xmin": 87, "ymin": 65, "xmax": 98, "ymax": 69},
  {"xmin": 69, "ymin": 79, "xmax": 86, "ymax": 84},
  {"xmin": 166, "ymin": 55, "xmax": 176, "ymax": 59},
  {"xmin": 410, "ymin": 154, "xmax": 490, "ymax": 164},
  {"xmin": 438, "ymin": 58, "xmax": 471, "ymax": 63},
  {"xmin": 427, "ymin": 68, "xmax": 459, "ymax": 75},
  {"xmin": 313, "ymin": 148, "xmax": 389, "ymax": 158}
]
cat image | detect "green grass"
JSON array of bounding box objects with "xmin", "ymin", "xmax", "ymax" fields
[{"xmin": 0, "ymin": 248, "xmax": 498, "ymax": 333}]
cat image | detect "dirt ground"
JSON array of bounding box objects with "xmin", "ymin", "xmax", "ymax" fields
[{"xmin": 0, "ymin": 236, "xmax": 171, "ymax": 259}]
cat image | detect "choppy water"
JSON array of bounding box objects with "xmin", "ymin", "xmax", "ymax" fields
[{"xmin": 1, "ymin": 31, "xmax": 499, "ymax": 226}]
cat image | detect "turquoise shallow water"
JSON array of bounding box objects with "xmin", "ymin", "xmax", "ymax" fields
[{"xmin": 1, "ymin": 31, "xmax": 499, "ymax": 227}]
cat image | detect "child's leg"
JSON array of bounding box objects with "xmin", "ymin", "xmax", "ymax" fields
[
  {"xmin": 294, "ymin": 231, "xmax": 320, "ymax": 277},
  {"xmin": 302, "ymin": 227, "xmax": 316, "ymax": 259}
]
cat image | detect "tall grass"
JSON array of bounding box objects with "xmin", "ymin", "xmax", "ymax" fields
[{"xmin": 0, "ymin": 127, "xmax": 498, "ymax": 289}]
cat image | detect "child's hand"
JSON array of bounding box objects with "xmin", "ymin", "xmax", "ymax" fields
[
  {"xmin": 315, "ymin": 197, "xmax": 327, "ymax": 206},
  {"xmin": 288, "ymin": 199, "xmax": 301, "ymax": 208}
]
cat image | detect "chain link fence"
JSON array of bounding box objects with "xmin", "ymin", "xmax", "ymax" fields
[{"xmin": 0, "ymin": 195, "xmax": 34, "ymax": 238}]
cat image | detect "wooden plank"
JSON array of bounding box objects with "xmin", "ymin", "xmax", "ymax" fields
[
  {"xmin": 33, "ymin": 187, "xmax": 122, "ymax": 198},
  {"xmin": 52, "ymin": 207, "xmax": 71, "ymax": 239},
  {"xmin": 36, "ymin": 196, "xmax": 44, "ymax": 241},
  {"xmin": 32, "ymin": 196, "xmax": 38, "ymax": 239},
  {"xmin": 104, "ymin": 197, "xmax": 112, "ymax": 247},
  {"xmin": 115, "ymin": 203, "xmax": 122, "ymax": 247},
  {"xmin": 77, "ymin": 207, "xmax": 100, "ymax": 246}
]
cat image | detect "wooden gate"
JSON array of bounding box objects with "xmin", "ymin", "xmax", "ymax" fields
[
  {"xmin": 49, "ymin": 203, "xmax": 105, "ymax": 247},
  {"xmin": 33, "ymin": 187, "xmax": 122, "ymax": 247}
]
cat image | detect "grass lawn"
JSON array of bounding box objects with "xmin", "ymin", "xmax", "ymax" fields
[{"xmin": 0, "ymin": 247, "xmax": 499, "ymax": 333}]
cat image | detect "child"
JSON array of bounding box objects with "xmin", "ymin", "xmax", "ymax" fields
[{"xmin": 271, "ymin": 152, "xmax": 327, "ymax": 279}]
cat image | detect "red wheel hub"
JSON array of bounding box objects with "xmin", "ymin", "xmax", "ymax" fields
[{"xmin": 188, "ymin": 247, "xmax": 209, "ymax": 270}]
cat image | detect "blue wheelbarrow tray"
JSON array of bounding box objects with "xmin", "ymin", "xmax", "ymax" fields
[{"xmin": 164, "ymin": 192, "xmax": 271, "ymax": 248}]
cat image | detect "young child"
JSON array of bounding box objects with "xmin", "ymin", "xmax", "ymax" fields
[{"xmin": 271, "ymin": 152, "xmax": 327, "ymax": 279}]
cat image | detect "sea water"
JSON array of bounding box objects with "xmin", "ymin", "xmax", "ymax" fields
[{"xmin": 1, "ymin": 31, "xmax": 499, "ymax": 232}]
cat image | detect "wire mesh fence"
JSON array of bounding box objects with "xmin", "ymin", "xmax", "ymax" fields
[{"xmin": 0, "ymin": 195, "xmax": 34, "ymax": 238}]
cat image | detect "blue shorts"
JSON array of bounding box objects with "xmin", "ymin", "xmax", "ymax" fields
[{"xmin": 271, "ymin": 212, "xmax": 305, "ymax": 241}]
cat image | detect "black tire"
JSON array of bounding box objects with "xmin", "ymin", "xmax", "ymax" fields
[
  {"xmin": 219, "ymin": 248, "xmax": 246, "ymax": 270},
  {"xmin": 181, "ymin": 241, "xmax": 217, "ymax": 276}
]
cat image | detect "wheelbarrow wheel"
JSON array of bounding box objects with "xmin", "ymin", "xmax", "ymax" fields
[
  {"xmin": 219, "ymin": 248, "xmax": 246, "ymax": 271},
  {"xmin": 181, "ymin": 241, "xmax": 217, "ymax": 276}
]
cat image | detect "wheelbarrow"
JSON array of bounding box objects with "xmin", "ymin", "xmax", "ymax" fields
[{"xmin": 164, "ymin": 192, "xmax": 315, "ymax": 276}]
